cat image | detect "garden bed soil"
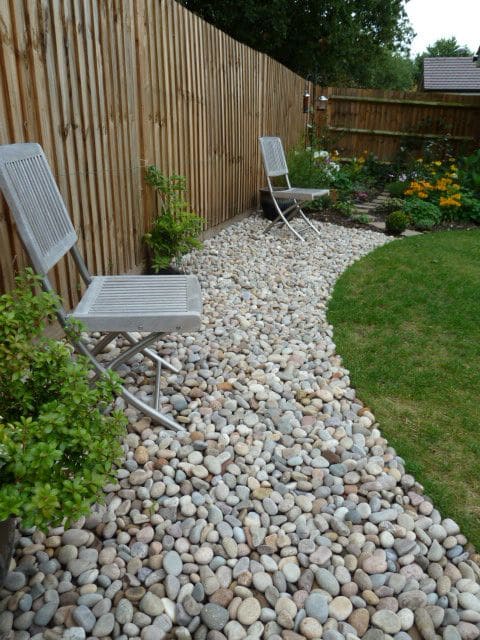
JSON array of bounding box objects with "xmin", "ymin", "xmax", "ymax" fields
[
  {"xmin": 309, "ymin": 208, "xmax": 386, "ymax": 233},
  {"xmin": 309, "ymin": 207, "xmax": 480, "ymax": 236}
]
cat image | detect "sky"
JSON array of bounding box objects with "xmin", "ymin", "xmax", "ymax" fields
[{"xmin": 405, "ymin": 0, "xmax": 480, "ymax": 56}]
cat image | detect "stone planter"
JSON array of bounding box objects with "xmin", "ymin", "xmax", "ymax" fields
[{"xmin": 0, "ymin": 517, "xmax": 16, "ymax": 587}]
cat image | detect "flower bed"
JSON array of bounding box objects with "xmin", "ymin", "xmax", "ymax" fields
[{"xmin": 287, "ymin": 140, "xmax": 480, "ymax": 234}]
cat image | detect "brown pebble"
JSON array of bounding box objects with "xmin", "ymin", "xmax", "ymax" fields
[
  {"xmin": 210, "ymin": 588, "xmax": 234, "ymax": 607},
  {"xmin": 134, "ymin": 446, "xmax": 149, "ymax": 464},
  {"xmin": 282, "ymin": 631, "xmax": 305, "ymax": 640},
  {"xmin": 348, "ymin": 608, "xmax": 370, "ymax": 637},
  {"xmin": 124, "ymin": 586, "xmax": 146, "ymax": 602},
  {"xmin": 59, "ymin": 592, "xmax": 79, "ymax": 607},
  {"xmin": 237, "ymin": 571, "xmax": 252, "ymax": 587}
]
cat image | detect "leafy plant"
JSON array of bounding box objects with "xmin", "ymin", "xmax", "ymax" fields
[
  {"xmin": 375, "ymin": 196, "xmax": 405, "ymax": 216},
  {"xmin": 287, "ymin": 145, "xmax": 339, "ymax": 189},
  {"xmin": 458, "ymin": 190, "xmax": 480, "ymax": 222},
  {"xmin": 144, "ymin": 166, "xmax": 204, "ymax": 272},
  {"xmin": 333, "ymin": 200, "xmax": 356, "ymax": 217},
  {"xmin": 0, "ymin": 270, "xmax": 126, "ymax": 531},
  {"xmin": 385, "ymin": 210, "xmax": 409, "ymax": 235},
  {"xmin": 459, "ymin": 149, "xmax": 480, "ymax": 194},
  {"xmin": 386, "ymin": 180, "xmax": 407, "ymax": 198},
  {"xmin": 351, "ymin": 213, "xmax": 373, "ymax": 224},
  {"xmin": 401, "ymin": 198, "xmax": 441, "ymax": 230}
]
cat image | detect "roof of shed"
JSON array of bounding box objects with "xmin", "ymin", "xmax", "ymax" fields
[{"xmin": 423, "ymin": 57, "xmax": 480, "ymax": 91}]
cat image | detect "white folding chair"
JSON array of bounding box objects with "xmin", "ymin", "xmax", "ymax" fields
[
  {"xmin": 0, "ymin": 143, "xmax": 202, "ymax": 431},
  {"xmin": 259, "ymin": 136, "xmax": 329, "ymax": 241}
]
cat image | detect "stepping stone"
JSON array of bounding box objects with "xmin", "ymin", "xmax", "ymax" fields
[
  {"xmin": 401, "ymin": 229, "xmax": 423, "ymax": 237},
  {"xmin": 369, "ymin": 221, "xmax": 386, "ymax": 230}
]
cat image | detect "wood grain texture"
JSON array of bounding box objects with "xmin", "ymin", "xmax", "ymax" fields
[
  {"xmin": 315, "ymin": 86, "xmax": 480, "ymax": 160},
  {"xmin": 0, "ymin": 0, "xmax": 307, "ymax": 299}
]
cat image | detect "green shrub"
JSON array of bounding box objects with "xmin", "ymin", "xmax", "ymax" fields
[
  {"xmin": 375, "ymin": 197, "xmax": 405, "ymax": 216},
  {"xmin": 402, "ymin": 197, "xmax": 442, "ymax": 230},
  {"xmin": 144, "ymin": 166, "xmax": 204, "ymax": 272},
  {"xmin": 334, "ymin": 200, "xmax": 356, "ymax": 217},
  {"xmin": 351, "ymin": 213, "xmax": 373, "ymax": 224},
  {"xmin": 386, "ymin": 211, "xmax": 409, "ymax": 235},
  {"xmin": 0, "ymin": 271, "xmax": 126, "ymax": 531},
  {"xmin": 287, "ymin": 145, "xmax": 339, "ymax": 189},
  {"xmin": 460, "ymin": 190, "xmax": 480, "ymax": 222},
  {"xmin": 459, "ymin": 149, "xmax": 480, "ymax": 194},
  {"xmin": 386, "ymin": 181, "xmax": 407, "ymax": 198}
]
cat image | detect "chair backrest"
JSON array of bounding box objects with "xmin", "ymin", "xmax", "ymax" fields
[
  {"xmin": 259, "ymin": 136, "xmax": 289, "ymax": 178},
  {"xmin": 0, "ymin": 143, "xmax": 77, "ymax": 275}
]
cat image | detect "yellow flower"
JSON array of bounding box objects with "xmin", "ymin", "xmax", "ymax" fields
[{"xmin": 439, "ymin": 195, "xmax": 462, "ymax": 207}]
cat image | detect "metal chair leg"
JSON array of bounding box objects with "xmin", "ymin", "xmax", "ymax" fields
[
  {"xmin": 263, "ymin": 201, "xmax": 305, "ymax": 241},
  {"xmin": 297, "ymin": 207, "xmax": 322, "ymax": 237},
  {"xmin": 74, "ymin": 337, "xmax": 186, "ymax": 431},
  {"xmin": 121, "ymin": 332, "xmax": 181, "ymax": 374}
]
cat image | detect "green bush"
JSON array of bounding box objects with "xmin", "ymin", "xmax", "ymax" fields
[
  {"xmin": 375, "ymin": 197, "xmax": 405, "ymax": 215},
  {"xmin": 351, "ymin": 213, "xmax": 373, "ymax": 224},
  {"xmin": 0, "ymin": 271, "xmax": 126, "ymax": 530},
  {"xmin": 386, "ymin": 180, "xmax": 407, "ymax": 198},
  {"xmin": 460, "ymin": 190, "xmax": 480, "ymax": 222},
  {"xmin": 286, "ymin": 145, "xmax": 338, "ymax": 189},
  {"xmin": 385, "ymin": 211, "xmax": 409, "ymax": 235},
  {"xmin": 402, "ymin": 197, "xmax": 442, "ymax": 230},
  {"xmin": 334, "ymin": 200, "xmax": 356, "ymax": 217},
  {"xmin": 459, "ymin": 149, "xmax": 480, "ymax": 193},
  {"xmin": 144, "ymin": 166, "xmax": 204, "ymax": 272}
]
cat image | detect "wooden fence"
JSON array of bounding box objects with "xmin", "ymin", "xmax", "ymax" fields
[
  {"xmin": 0, "ymin": 0, "xmax": 308, "ymax": 301},
  {"xmin": 313, "ymin": 87, "xmax": 480, "ymax": 160}
]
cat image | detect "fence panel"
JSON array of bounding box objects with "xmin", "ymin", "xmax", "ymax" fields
[
  {"xmin": 0, "ymin": 0, "xmax": 308, "ymax": 298},
  {"xmin": 315, "ymin": 87, "xmax": 480, "ymax": 160}
]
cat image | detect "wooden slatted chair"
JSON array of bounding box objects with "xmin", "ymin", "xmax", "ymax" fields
[{"xmin": 0, "ymin": 143, "xmax": 202, "ymax": 431}]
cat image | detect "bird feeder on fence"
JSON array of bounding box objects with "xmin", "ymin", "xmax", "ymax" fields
[
  {"xmin": 303, "ymin": 90, "xmax": 310, "ymax": 113},
  {"xmin": 316, "ymin": 95, "xmax": 329, "ymax": 110}
]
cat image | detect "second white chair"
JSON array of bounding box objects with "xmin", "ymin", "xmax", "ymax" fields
[{"xmin": 259, "ymin": 136, "xmax": 329, "ymax": 241}]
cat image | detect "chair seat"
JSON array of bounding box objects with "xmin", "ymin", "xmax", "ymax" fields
[
  {"xmin": 72, "ymin": 275, "xmax": 202, "ymax": 332},
  {"xmin": 271, "ymin": 187, "xmax": 330, "ymax": 201}
]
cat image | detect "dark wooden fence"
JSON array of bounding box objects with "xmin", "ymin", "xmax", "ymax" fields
[{"xmin": 313, "ymin": 87, "xmax": 480, "ymax": 160}]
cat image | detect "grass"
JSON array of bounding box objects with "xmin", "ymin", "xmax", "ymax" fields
[{"xmin": 327, "ymin": 230, "xmax": 480, "ymax": 547}]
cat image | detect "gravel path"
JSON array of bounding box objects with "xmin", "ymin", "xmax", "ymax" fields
[{"xmin": 2, "ymin": 216, "xmax": 480, "ymax": 640}]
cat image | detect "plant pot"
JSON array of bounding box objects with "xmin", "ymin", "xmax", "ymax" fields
[
  {"xmin": 156, "ymin": 265, "xmax": 185, "ymax": 275},
  {"xmin": 259, "ymin": 187, "xmax": 296, "ymax": 221},
  {"xmin": 0, "ymin": 517, "xmax": 16, "ymax": 587},
  {"xmin": 144, "ymin": 262, "xmax": 186, "ymax": 276},
  {"xmin": 144, "ymin": 248, "xmax": 185, "ymax": 275}
]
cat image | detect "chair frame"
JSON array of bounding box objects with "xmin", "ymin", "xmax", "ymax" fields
[
  {"xmin": 0, "ymin": 143, "xmax": 202, "ymax": 432},
  {"xmin": 259, "ymin": 136, "xmax": 329, "ymax": 241}
]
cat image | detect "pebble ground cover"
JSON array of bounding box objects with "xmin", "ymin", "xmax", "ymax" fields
[{"xmin": 1, "ymin": 217, "xmax": 480, "ymax": 640}]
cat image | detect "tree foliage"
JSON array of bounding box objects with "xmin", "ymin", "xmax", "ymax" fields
[{"xmin": 179, "ymin": 0, "xmax": 414, "ymax": 87}]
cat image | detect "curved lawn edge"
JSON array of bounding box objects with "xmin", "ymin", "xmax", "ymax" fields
[{"xmin": 327, "ymin": 229, "xmax": 480, "ymax": 549}]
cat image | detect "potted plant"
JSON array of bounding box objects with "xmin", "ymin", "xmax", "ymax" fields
[
  {"xmin": 144, "ymin": 166, "xmax": 204, "ymax": 274},
  {"xmin": 0, "ymin": 270, "xmax": 126, "ymax": 585}
]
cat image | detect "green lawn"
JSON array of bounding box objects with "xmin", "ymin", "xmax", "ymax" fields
[{"xmin": 328, "ymin": 230, "xmax": 480, "ymax": 547}]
